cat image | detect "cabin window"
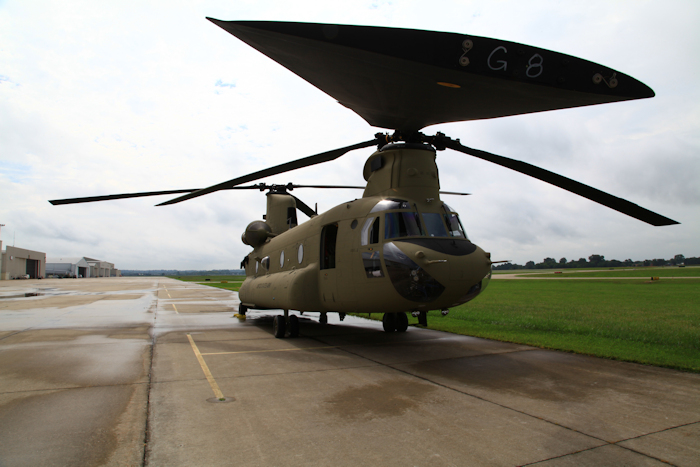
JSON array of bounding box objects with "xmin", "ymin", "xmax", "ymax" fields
[
  {"xmin": 297, "ymin": 244, "xmax": 304, "ymax": 264},
  {"xmin": 370, "ymin": 198, "xmax": 410, "ymax": 213},
  {"xmin": 385, "ymin": 212, "xmax": 425, "ymax": 239},
  {"xmin": 279, "ymin": 250, "xmax": 285, "ymax": 268},
  {"xmin": 261, "ymin": 256, "xmax": 270, "ymax": 271},
  {"xmin": 361, "ymin": 251, "xmax": 384, "ymax": 278},
  {"xmin": 255, "ymin": 261, "xmax": 259, "ymax": 274},
  {"xmin": 360, "ymin": 217, "xmax": 380, "ymax": 246},
  {"xmin": 422, "ymin": 213, "xmax": 449, "ymax": 237}
]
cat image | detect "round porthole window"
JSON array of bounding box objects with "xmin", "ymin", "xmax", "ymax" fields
[
  {"xmin": 298, "ymin": 244, "xmax": 304, "ymax": 264},
  {"xmin": 280, "ymin": 250, "xmax": 285, "ymax": 268}
]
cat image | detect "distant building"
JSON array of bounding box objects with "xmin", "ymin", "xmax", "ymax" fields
[
  {"xmin": 45, "ymin": 257, "xmax": 91, "ymax": 278},
  {"xmin": 84, "ymin": 258, "xmax": 119, "ymax": 277},
  {"xmin": 0, "ymin": 243, "xmax": 47, "ymax": 280}
]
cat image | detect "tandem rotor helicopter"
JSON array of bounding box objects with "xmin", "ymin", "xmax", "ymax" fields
[{"xmin": 51, "ymin": 19, "xmax": 679, "ymax": 338}]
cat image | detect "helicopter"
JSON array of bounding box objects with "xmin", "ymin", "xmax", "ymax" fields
[{"xmin": 51, "ymin": 19, "xmax": 679, "ymax": 338}]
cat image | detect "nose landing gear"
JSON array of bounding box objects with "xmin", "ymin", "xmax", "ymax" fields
[{"xmin": 382, "ymin": 312, "xmax": 409, "ymax": 333}]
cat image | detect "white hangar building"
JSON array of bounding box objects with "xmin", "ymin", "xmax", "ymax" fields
[{"xmin": 45, "ymin": 257, "xmax": 91, "ymax": 278}]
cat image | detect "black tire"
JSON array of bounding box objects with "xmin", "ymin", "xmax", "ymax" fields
[
  {"xmin": 396, "ymin": 312, "xmax": 409, "ymax": 332},
  {"xmin": 273, "ymin": 315, "xmax": 286, "ymax": 338},
  {"xmin": 382, "ymin": 313, "xmax": 397, "ymax": 332},
  {"xmin": 319, "ymin": 312, "xmax": 328, "ymax": 325},
  {"xmin": 288, "ymin": 314, "xmax": 300, "ymax": 337},
  {"xmin": 239, "ymin": 304, "xmax": 248, "ymax": 315}
]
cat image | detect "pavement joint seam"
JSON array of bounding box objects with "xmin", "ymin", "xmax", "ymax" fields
[
  {"xmin": 329, "ymin": 340, "xmax": 690, "ymax": 466},
  {"xmin": 321, "ymin": 338, "xmax": 623, "ymax": 462}
]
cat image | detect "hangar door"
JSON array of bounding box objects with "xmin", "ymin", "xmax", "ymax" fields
[{"xmin": 26, "ymin": 259, "xmax": 39, "ymax": 279}]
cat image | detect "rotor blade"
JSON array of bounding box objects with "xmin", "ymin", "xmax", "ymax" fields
[
  {"xmin": 442, "ymin": 139, "xmax": 679, "ymax": 226},
  {"xmin": 439, "ymin": 191, "xmax": 471, "ymax": 196},
  {"xmin": 209, "ymin": 19, "xmax": 654, "ymax": 131},
  {"xmin": 290, "ymin": 195, "xmax": 317, "ymax": 218},
  {"xmin": 49, "ymin": 189, "xmax": 197, "ymax": 206},
  {"xmin": 291, "ymin": 184, "xmax": 364, "ymax": 190},
  {"xmin": 157, "ymin": 139, "xmax": 378, "ymax": 206}
]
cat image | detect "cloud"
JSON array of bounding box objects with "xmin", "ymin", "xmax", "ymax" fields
[{"xmin": 1, "ymin": 0, "xmax": 698, "ymax": 269}]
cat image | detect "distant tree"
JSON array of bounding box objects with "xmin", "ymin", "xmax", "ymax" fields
[
  {"xmin": 525, "ymin": 261, "xmax": 535, "ymax": 269},
  {"xmin": 588, "ymin": 254, "xmax": 605, "ymax": 267},
  {"xmin": 672, "ymin": 254, "xmax": 685, "ymax": 266},
  {"xmin": 651, "ymin": 258, "xmax": 667, "ymax": 266},
  {"xmin": 643, "ymin": 260, "xmax": 651, "ymax": 267},
  {"xmin": 559, "ymin": 257, "xmax": 567, "ymax": 265},
  {"xmin": 685, "ymin": 257, "xmax": 700, "ymax": 265}
]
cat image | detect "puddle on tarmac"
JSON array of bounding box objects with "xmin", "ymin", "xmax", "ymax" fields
[{"xmin": 0, "ymin": 292, "xmax": 45, "ymax": 300}]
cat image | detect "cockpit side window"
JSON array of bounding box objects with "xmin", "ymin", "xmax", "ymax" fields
[
  {"xmin": 443, "ymin": 204, "xmax": 468, "ymax": 239},
  {"xmin": 385, "ymin": 212, "xmax": 425, "ymax": 239},
  {"xmin": 360, "ymin": 217, "xmax": 380, "ymax": 246}
]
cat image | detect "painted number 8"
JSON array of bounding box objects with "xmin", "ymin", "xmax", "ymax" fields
[{"xmin": 526, "ymin": 53, "xmax": 544, "ymax": 78}]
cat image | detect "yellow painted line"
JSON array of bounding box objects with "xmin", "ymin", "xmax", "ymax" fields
[
  {"xmin": 187, "ymin": 334, "xmax": 225, "ymax": 400},
  {"xmin": 172, "ymin": 304, "xmax": 179, "ymax": 314},
  {"xmin": 201, "ymin": 346, "xmax": 337, "ymax": 356},
  {"xmin": 167, "ymin": 293, "xmax": 172, "ymax": 298}
]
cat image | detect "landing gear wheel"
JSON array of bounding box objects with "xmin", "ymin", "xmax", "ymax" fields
[
  {"xmin": 239, "ymin": 304, "xmax": 248, "ymax": 315},
  {"xmin": 319, "ymin": 312, "xmax": 328, "ymax": 325},
  {"xmin": 395, "ymin": 312, "xmax": 408, "ymax": 332},
  {"xmin": 288, "ymin": 314, "xmax": 300, "ymax": 337},
  {"xmin": 273, "ymin": 315, "xmax": 286, "ymax": 338},
  {"xmin": 382, "ymin": 313, "xmax": 397, "ymax": 332}
]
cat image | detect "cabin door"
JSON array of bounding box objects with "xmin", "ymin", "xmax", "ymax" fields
[{"xmin": 320, "ymin": 223, "xmax": 339, "ymax": 305}]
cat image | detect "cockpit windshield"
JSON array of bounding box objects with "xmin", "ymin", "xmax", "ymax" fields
[
  {"xmin": 385, "ymin": 212, "xmax": 425, "ymax": 239},
  {"xmin": 372, "ymin": 199, "xmax": 468, "ymax": 240}
]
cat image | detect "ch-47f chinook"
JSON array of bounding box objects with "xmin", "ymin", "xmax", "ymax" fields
[{"xmin": 51, "ymin": 19, "xmax": 679, "ymax": 338}]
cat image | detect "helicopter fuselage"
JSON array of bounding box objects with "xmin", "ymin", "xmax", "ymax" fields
[{"xmin": 239, "ymin": 143, "xmax": 492, "ymax": 316}]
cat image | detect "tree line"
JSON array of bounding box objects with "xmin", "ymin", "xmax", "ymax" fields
[{"xmin": 493, "ymin": 254, "xmax": 697, "ymax": 270}]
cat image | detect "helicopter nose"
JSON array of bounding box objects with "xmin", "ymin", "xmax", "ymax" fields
[{"xmin": 383, "ymin": 240, "xmax": 492, "ymax": 306}]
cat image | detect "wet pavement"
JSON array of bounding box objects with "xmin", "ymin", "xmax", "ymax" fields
[{"xmin": 0, "ymin": 277, "xmax": 698, "ymax": 466}]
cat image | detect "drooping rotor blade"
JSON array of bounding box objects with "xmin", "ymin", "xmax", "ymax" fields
[
  {"xmin": 158, "ymin": 138, "xmax": 379, "ymax": 205},
  {"xmin": 442, "ymin": 138, "xmax": 678, "ymax": 226},
  {"xmin": 290, "ymin": 195, "xmax": 317, "ymax": 218},
  {"xmin": 208, "ymin": 19, "xmax": 654, "ymax": 131},
  {"xmin": 49, "ymin": 183, "xmax": 369, "ymax": 206},
  {"xmin": 50, "ymin": 189, "xmax": 197, "ymax": 206}
]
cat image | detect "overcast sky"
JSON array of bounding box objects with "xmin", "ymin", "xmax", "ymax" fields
[{"xmin": 1, "ymin": 0, "xmax": 698, "ymax": 270}]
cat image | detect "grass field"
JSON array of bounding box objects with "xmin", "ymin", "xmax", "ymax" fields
[
  {"xmin": 422, "ymin": 279, "xmax": 700, "ymax": 372},
  {"xmin": 523, "ymin": 267, "xmax": 700, "ymax": 278}
]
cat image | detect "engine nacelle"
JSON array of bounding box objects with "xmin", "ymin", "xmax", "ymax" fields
[{"xmin": 241, "ymin": 221, "xmax": 274, "ymax": 248}]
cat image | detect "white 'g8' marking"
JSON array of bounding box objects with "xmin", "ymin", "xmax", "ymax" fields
[
  {"xmin": 487, "ymin": 46, "xmax": 508, "ymax": 71},
  {"xmin": 526, "ymin": 53, "xmax": 544, "ymax": 78}
]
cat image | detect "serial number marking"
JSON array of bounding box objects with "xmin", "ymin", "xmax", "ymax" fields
[
  {"xmin": 464, "ymin": 40, "xmax": 545, "ymax": 78},
  {"xmin": 256, "ymin": 283, "xmax": 272, "ymax": 289}
]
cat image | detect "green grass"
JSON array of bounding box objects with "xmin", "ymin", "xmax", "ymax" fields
[
  {"xmin": 168, "ymin": 275, "xmax": 246, "ymax": 282},
  {"xmin": 524, "ymin": 267, "xmax": 700, "ymax": 278},
  {"xmin": 431, "ymin": 279, "xmax": 700, "ymax": 372},
  {"xmin": 201, "ymin": 282, "xmax": 243, "ymax": 292},
  {"xmin": 359, "ymin": 279, "xmax": 700, "ymax": 372}
]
